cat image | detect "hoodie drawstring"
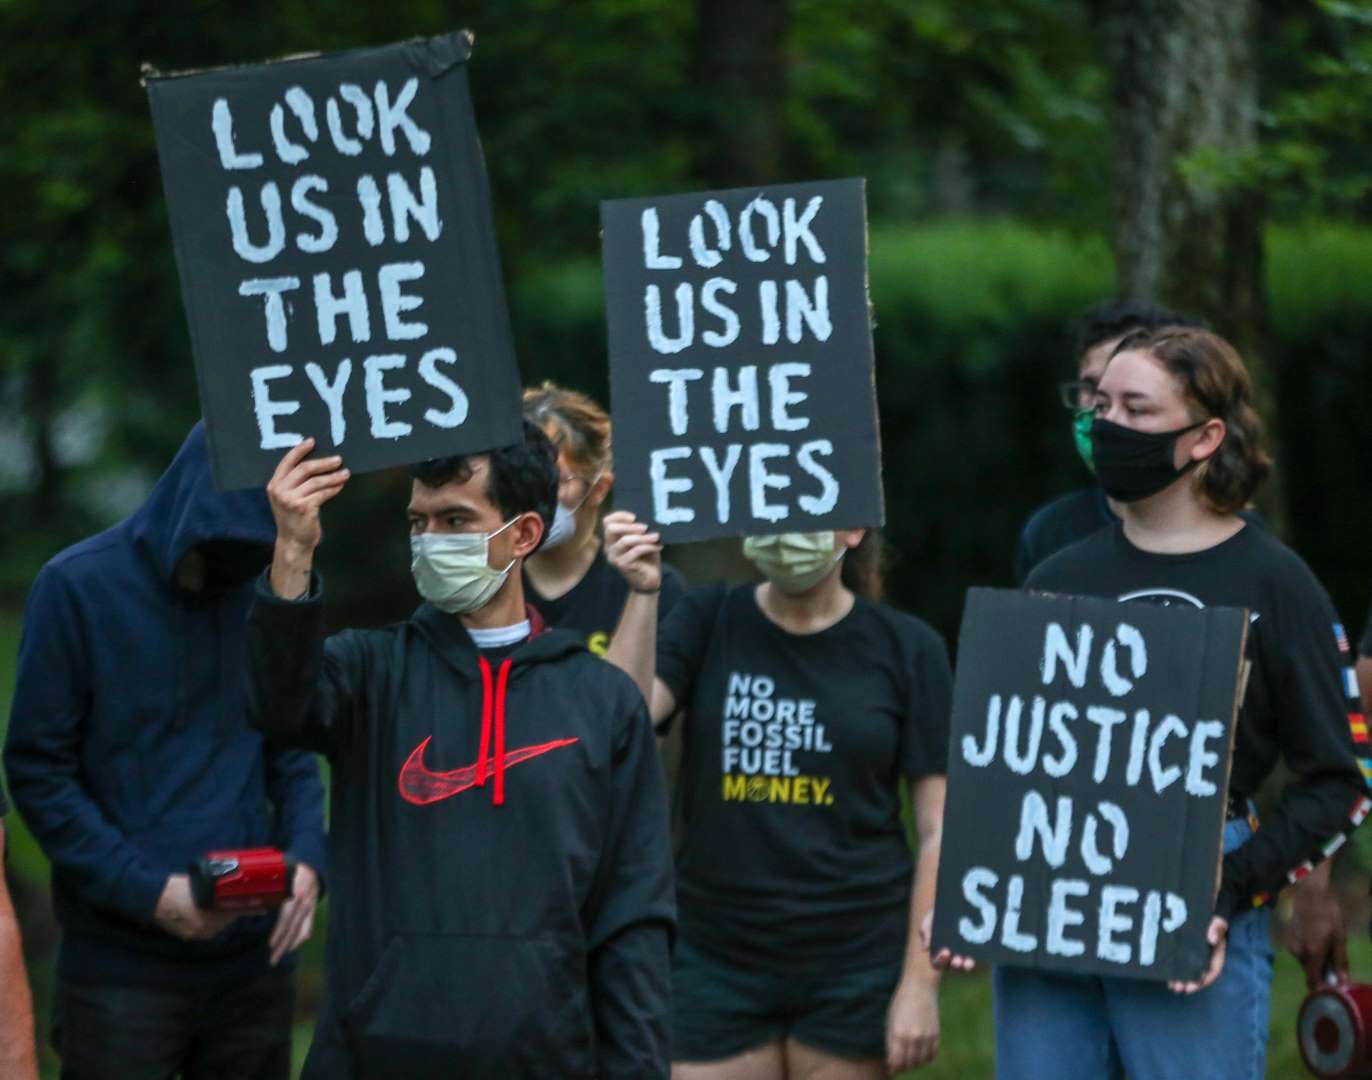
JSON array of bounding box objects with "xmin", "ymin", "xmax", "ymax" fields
[
  {"xmin": 493, "ymin": 659, "xmax": 511, "ymax": 805},
  {"xmin": 476, "ymin": 655, "xmax": 514, "ymax": 807}
]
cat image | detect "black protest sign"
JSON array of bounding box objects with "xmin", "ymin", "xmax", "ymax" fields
[
  {"xmin": 931, "ymin": 588, "xmax": 1249, "ymax": 982},
  {"xmin": 600, "ymin": 179, "xmax": 883, "ymax": 543},
  {"xmin": 146, "ymin": 33, "xmax": 522, "ymax": 491}
]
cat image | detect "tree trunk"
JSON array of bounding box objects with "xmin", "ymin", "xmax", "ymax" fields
[
  {"xmin": 1090, "ymin": 0, "xmax": 1280, "ymax": 519},
  {"xmin": 689, "ymin": 0, "xmax": 790, "ymax": 187}
]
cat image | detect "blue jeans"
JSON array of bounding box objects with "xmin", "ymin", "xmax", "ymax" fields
[{"xmin": 992, "ymin": 816, "xmax": 1274, "ymax": 1080}]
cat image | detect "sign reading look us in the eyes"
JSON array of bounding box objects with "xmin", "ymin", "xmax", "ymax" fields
[
  {"xmin": 600, "ymin": 178, "xmax": 884, "ymax": 542},
  {"xmin": 146, "ymin": 32, "xmax": 522, "ymax": 490},
  {"xmin": 931, "ymin": 588, "xmax": 1249, "ymax": 983}
]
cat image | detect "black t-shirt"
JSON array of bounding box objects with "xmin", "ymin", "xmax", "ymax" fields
[
  {"xmin": 1015, "ymin": 488, "xmax": 1116, "ymax": 585},
  {"xmin": 1027, "ymin": 523, "xmax": 1367, "ymax": 919},
  {"xmin": 1360, "ymin": 599, "xmax": 1372, "ymax": 659},
  {"xmin": 657, "ymin": 583, "xmax": 952, "ymax": 971},
  {"xmin": 1014, "ymin": 486, "xmax": 1265, "ymax": 586},
  {"xmin": 525, "ymin": 549, "xmax": 686, "ymax": 657}
]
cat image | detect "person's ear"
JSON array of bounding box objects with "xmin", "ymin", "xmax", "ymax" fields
[
  {"xmin": 586, "ymin": 470, "xmax": 614, "ymax": 511},
  {"xmin": 510, "ymin": 511, "xmax": 545, "ymax": 559},
  {"xmin": 1187, "ymin": 418, "xmax": 1227, "ymax": 464},
  {"xmin": 836, "ymin": 528, "xmax": 866, "ymax": 552}
]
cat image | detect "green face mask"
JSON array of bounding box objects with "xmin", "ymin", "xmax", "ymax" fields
[{"xmin": 1073, "ymin": 408, "xmax": 1095, "ymax": 474}]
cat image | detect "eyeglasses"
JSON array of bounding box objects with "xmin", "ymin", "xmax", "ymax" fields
[
  {"xmin": 1057, "ymin": 380, "xmax": 1098, "ymax": 411},
  {"xmin": 558, "ymin": 471, "xmax": 600, "ymax": 496}
]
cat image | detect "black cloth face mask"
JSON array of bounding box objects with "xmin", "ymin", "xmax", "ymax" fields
[{"xmin": 1090, "ymin": 417, "xmax": 1207, "ymax": 502}]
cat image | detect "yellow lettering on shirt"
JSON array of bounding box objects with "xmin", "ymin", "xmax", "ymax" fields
[
  {"xmin": 721, "ymin": 774, "xmax": 834, "ymax": 807},
  {"xmin": 587, "ymin": 631, "xmax": 610, "ymax": 658}
]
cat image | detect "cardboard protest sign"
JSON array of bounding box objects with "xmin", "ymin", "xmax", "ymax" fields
[
  {"xmin": 145, "ymin": 33, "xmax": 522, "ymax": 490},
  {"xmin": 931, "ymin": 587, "xmax": 1249, "ymax": 982},
  {"xmin": 600, "ymin": 179, "xmax": 883, "ymax": 543}
]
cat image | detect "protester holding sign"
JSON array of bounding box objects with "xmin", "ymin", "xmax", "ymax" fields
[
  {"xmin": 949, "ymin": 327, "xmax": 1368, "ymax": 1080},
  {"xmin": 604, "ymin": 521, "xmax": 951, "ymax": 1077},
  {"xmin": 244, "ymin": 423, "xmax": 675, "ymax": 1079},
  {"xmin": 521, "ymin": 382, "xmax": 686, "ymax": 656}
]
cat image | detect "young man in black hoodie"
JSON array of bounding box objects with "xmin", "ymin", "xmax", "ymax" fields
[
  {"xmin": 5, "ymin": 423, "xmax": 326, "ymax": 1079},
  {"xmin": 246, "ymin": 421, "xmax": 675, "ymax": 1080}
]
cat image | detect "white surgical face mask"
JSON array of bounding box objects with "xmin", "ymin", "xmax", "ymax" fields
[
  {"xmin": 741, "ymin": 531, "xmax": 843, "ymax": 595},
  {"xmin": 540, "ymin": 471, "xmax": 603, "ymax": 552},
  {"xmin": 410, "ymin": 517, "xmax": 518, "ymax": 614}
]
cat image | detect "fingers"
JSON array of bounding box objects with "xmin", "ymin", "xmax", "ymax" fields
[
  {"xmin": 1334, "ymin": 928, "xmax": 1351, "ymax": 983},
  {"xmin": 185, "ymin": 910, "xmax": 237, "ymax": 942},
  {"xmin": 293, "ymin": 471, "xmax": 351, "ymax": 504},
  {"xmin": 271, "ymin": 437, "xmax": 317, "ymax": 484},
  {"xmin": 616, "ymin": 540, "xmax": 663, "ymax": 565},
  {"xmin": 601, "ymin": 510, "xmax": 639, "ymax": 530},
  {"xmin": 929, "ymin": 947, "xmax": 976, "ymax": 973},
  {"xmin": 1301, "ymin": 947, "xmax": 1324, "ymax": 991},
  {"xmin": 1170, "ymin": 919, "xmax": 1227, "ymax": 994},
  {"xmin": 269, "ymin": 896, "xmax": 315, "ymax": 966},
  {"xmin": 268, "ymin": 438, "xmax": 348, "ymax": 498},
  {"xmin": 605, "ymin": 519, "xmax": 659, "ymax": 551},
  {"xmin": 268, "ymin": 898, "xmax": 294, "ymax": 960},
  {"xmin": 885, "ymin": 1033, "xmax": 938, "ymax": 1073}
]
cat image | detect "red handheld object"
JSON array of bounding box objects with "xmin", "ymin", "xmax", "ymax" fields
[
  {"xmin": 1299, "ymin": 981, "xmax": 1372, "ymax": 1078},
  {"xmin": 189, "ymin": 848, "xmax": 295, "ymax": 912}
]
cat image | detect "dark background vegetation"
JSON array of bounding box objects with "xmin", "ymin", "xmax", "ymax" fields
[{"xmin": 3, "ymin": 1, "xmax": 1371, "ymax": 1075}]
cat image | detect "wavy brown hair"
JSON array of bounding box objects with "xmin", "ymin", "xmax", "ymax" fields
[{"xmin": 1110, "ymin": 327, "xmax": 1272, "ymax": 513}]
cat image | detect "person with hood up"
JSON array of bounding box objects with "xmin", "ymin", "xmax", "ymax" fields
[
  {"xmin": 244, "ymin": 420, "xmax": 675, "ymax": 1080},
  {"xmin": 4, "ymin": 422, "xmax": 327, "ymax": 1079}
]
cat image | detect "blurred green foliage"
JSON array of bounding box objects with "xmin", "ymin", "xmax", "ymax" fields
[{"xmin": 5, "ymin": 1, "xmax": 1372, "ymax": 1076}]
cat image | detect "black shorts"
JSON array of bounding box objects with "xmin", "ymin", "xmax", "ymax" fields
[{"xmin": 671, "ymin": 936, "xmax": 901, "ymax": 1063}]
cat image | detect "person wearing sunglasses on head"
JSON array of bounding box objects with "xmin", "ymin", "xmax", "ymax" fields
[{"xmin": 522, "ymin": 382, "xmax": 686, "ymax": 659}]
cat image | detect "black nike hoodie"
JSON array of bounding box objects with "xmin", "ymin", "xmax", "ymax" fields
[{"xmin": 245, "ymin": 573, "xmax": 675, "ymax": 1079}]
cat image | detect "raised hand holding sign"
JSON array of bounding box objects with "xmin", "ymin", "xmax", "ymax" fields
[
  {"xmin": 601, "ymin": 179, "xmax": 884, "ymax": 543},
  {"xmin": 146, "ymin": 33, "xmax": 522, "ymax": 490}
]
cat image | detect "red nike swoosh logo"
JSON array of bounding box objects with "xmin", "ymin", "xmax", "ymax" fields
[{"xmin": 398, "ymin": 736, "xmax": 580, "ymax": 806}]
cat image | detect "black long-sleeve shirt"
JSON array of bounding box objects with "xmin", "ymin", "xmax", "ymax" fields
[
  {"xmin": 245, "ymin": 573, "xmax": 675, "ymax": 1080},
  {"xmin": 1027, "ymin": 523, "xmax": 1367, "ymax": 921}
]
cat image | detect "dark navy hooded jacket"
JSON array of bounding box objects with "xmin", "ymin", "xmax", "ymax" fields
[{"xmin": 4, "ymin": 423, "xmax": 326, "ymax": 986}]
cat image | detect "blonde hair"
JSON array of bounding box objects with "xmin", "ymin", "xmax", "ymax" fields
[{"xmin": 522, "ymin": 381, "xmax": 613, "ymax": 474}]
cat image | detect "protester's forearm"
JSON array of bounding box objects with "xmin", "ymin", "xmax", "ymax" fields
[
  {"xmin": 902, "ymin": 835, "xmax": 942, "ymax": 983},
  {"xmin": 0, "ymin": 903, "xmax": 37, "ymax": 1080},
  {"xmin": 606, "ymin": 591, "xmax": 658, "ymax": 705},
  {"xmin": 269, "ymin": 537, "xmax": 315, "ymax": 600}
]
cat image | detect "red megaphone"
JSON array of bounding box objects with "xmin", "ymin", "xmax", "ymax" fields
[{"xmin": 1299, "ymin": 979, "xmax": 1372, "ymax": 1078}]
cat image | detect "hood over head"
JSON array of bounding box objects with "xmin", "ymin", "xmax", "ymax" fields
[{"xmin": 128, "ymin": 422, "xmax": 277, "ymax": 587}]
